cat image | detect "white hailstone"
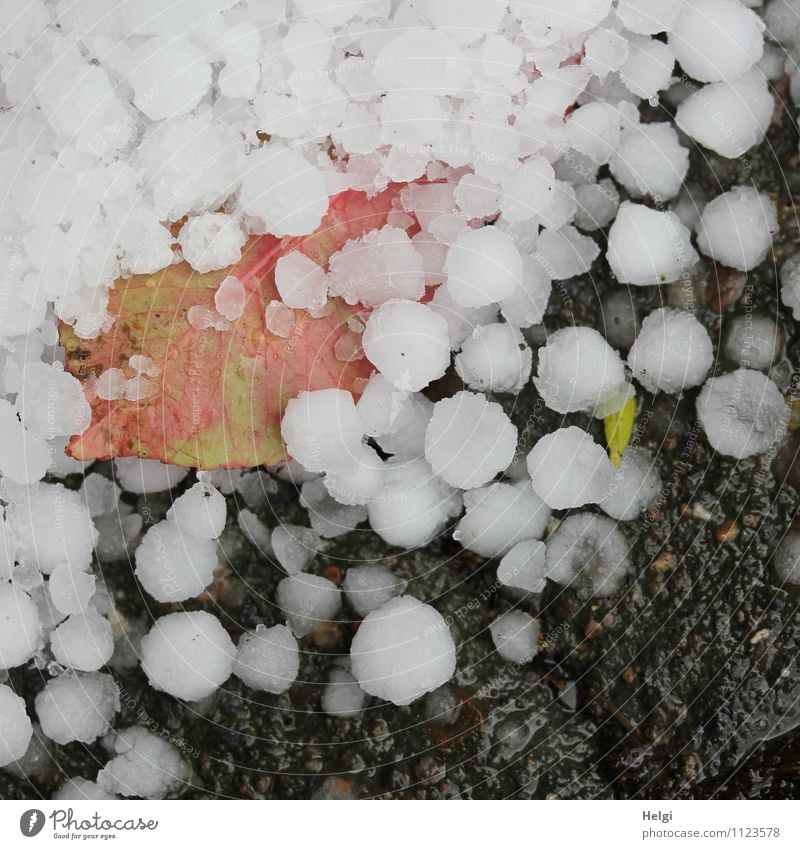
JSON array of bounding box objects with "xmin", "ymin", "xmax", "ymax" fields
[
  {"xmin": 773, "ymin": 532, "xmax": 800, "ymax": 586},
  {"xmin": 53, "ymin": 777, "xmax": 118, "ymax": 801},
  {"xmin": 374, "ymin": 28, "xmax": 469, "ymax": 95},
  {"xmin": 497, "ymin": 540, "xmax": 549, "ymax": 594},
  {"xmin": 36, "ymin": 672, "xmax": 119, "ymax": 745},
  {"xmin": 265, "ymin": 300, "xmax": 295, "ymax": 337},
  {"xmin": 564, "ymin": 102, "xmax": 622, "ymax": 165},
  {"xmin": 239, "ymin": 144, "xmax": 328, "ymax": 237},
  {"xmin": 0, "ymin": 399, "xmax": 50, "ymax": 484},
  {"xmin": 140, "ymin": 612, "xmax": 235, "ymax": 701},
  {"xmin": 675, "ymin": 69, "xmax": 773, "ymax": 158},
  {"xmin": 350, "ymin": 596, "xmax": 456, "ymax": 706},
  {"xmin": 97, "ymin": 727, "xmax": 191, "ymax": 799},
  {"xmin": 214, "ymin": 275, "xmax": 246, "ymax": 321},
  {"xmin": 283, "ymin": 20, "xmax": 332, "ymax": 69},
  {"xmin": 609, "ymin": 123, "xmax": 689, "ymax": 201},
  {"xmin": 16, "ymin": 361, "xmax": 91, "ymax": 440},
  {"xmin": 527, "ymin": 427, "xmax": 615, "ymax": 510},
  {"xmin": 696, "ymin": 188, "xmax": 778, "ymax": 272},
  {"xmin": 333, "ymin": 102, "xmax": 382, "ymax": 155},
  {"xmin": 454, "ymin": 173, "xmax": 502, "ymax": 219},
  {"xmin": 724, "ymin": 315, "xmax": 783, "ymax": 371},
  {"xmin": 522, "ymin": 0, "xmax": 613, "ymax": 36},
  {"xmin": 237, "ymin": 508, "xmax": 272, "ymax": 552},
  {"xmin": 628, "ymin": 307, "xmax": 714, "ymax": 394},
  {"xmin": 275, "ymin": 251, "xmax": 328, "ymax": 310},
  {"xmin": 454, "ymin": 480, "xmax": 552, "ymax": 558},
  {"xmin": 607, "ymin": 202, "xmax": 698, "ymax": 286},
  {"xmin": 534, "ymin": 225, "xmax": 599, "ymax": 281},
  {"xmin": 322, "ymin": 668, "xmax": 368, "ymax": 717},
  {"xmin": 327, "ymin": 226, "xmax": 425, "ymax": 307},
  {"xmin": 534, "ymin": 326, "xmax": 626, "ymax": 414},
  {"xmin": 697, "ymin": 369, "xmax": 788, "ymax": 459},
  {"xmin": 618, "ymin": 37, "xmax": 675, "ymax": 99},
  {"xmin": 80, "ymin": 473, "xmax": 120, "ymax": 519},
  {"xmin": 134, "ymin": 520, "xmax": 218, "ymax": 603},
  {"xmin": 781, "ymin": 254, "xmax": 800, "ymax": 320},
  {"xmin": 323, "ymin": 443, "xmax": 385, "ymax": 505},
  {"xmin": 546, "ymin": 513, "xmax": 632, "ymax": 597},
  {"xmin": 178, "ymin": 213, "xmax": 245, "ymax": 273},
  {"xmin": 277, "ymin": 573, "xmax": 341, "ymax": 637},
  {"xmin": 356, "ymin": 374, "xmax": 407, "ymax": 438},
  {"xmin": 0, "ymin": 684, "xmax": 32, "ymax": 766},
  {"xmin": 616, "ymin": 0, "xmax": 686, "ymax": 34},
  {"xmin": 127, "ymin": 35, "xmax": 211, "ymax": 119},
  {"xmin": 0, "ymin": 583, "xmax": 43, "ymax": 669},
  {"xmin": 281, "ymin": 389, "xmax": 364, "ymax": 473},
  {"xmin": 669, "ymin": 0, "xmax": 764, "ymax": 83},
  {"xmin": 584, "ymin": 27, "xmax": 631, "ymax": 78},
  {"xmin": 425, "ymin": 392, "xmax": 517, "ymax": 490},
  {"xmin": 166, "ymin": 481, "xmax": 226, "ymax": 540},
  {"xmin": 444, "ymin": 226, "xmax": 523, "ymax": 308},
  {"xmin": 430, "ymin": 285, "xmax": 501, "ymax": 349},
  {"xmin": 50, "ymin": 612, "xmax": 113, "ymax": 672},
  {"xmin": 599, "ymin": 447, "xmax": 662, "ymax": 521},
  {"xmin": 499, "ymin": 253, "xmax": 553, "ymax": 329},
  {"xmin": 232, "ymin": 624, "xmax": 299, "ymax": 694},
  {"xmin": 368, "ymin": 457, "xmax": 462, "ymax": 549},
  {"xmin": 499, "ymin": 157, "xmax": 557, "ymax": 223},
  {"xmin": 343, "ymin": 565, "xmax": 406, "ymax": 618},
  {"xmin": 271, "ymin": 524, "xmax": 322, "ymax": 574},
  {"xmin": 361, "ymin": 300, "xmax": 450, "ymax": 392},
  {"xmin": 574, "ymin": 179, "xmax": 620, "ymax": 231},
  {"xmin": 490, "ymin": 611, "xmax": 540, "ymax": 664},
  {"xmin": 48, "ymin": 565, "xmax": 96, "ymax": 616},
  {"xmin": 114, "ymin": 458, "xmax": 189, "ymax": 494},
  {"xmin": 0, "ymin": 517, "xmax": 15, "ymax": 582},
  {"xmin": 300, "ymin": 478, "xmax": 368, "ymax": 539},
  {"xmin": 455, "ymin": 323, "xmax": 532, "ymax": 394},
  {"xmin": 374, "ymin": 392, "xmax": 434, "ymax": 459}
]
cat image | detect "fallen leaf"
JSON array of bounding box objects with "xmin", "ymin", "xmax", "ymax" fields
[{"xmin": 61, "ymin": 184, "xmax": 411, "ymax": 469}]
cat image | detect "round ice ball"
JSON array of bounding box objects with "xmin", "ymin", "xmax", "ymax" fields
[
  {"xmin": 281, "ymin": 388, "xmax": 364, "ymax": 473},
  {"xmin": 166, "ymin": 481, "xmax": 226, "ymax": 539},
  {"xmin": 696, "ymin": 369, "xmax": 788, "ymax": 459},
  {"xmin": 0, "ymin": 683, "xmax": 32, "ymax": 766},
  {"xmin": 0, "ymin": 583, "xmax": 43, "ymax": 670},
  {"xmin": 361, "ymin": 299, "xmax": 450, "ymax": 392},
  {"xmin": 140, "ymin": 611, "xmax": 235, "ymax": 701},
  {"xmin": 35, "ymin": 672, "xmax": 119, "ymax": 745},
  {"xmin": 696, "ymin": 187, "xmax": 777, "ymax": 272},
  {"xmin": 454, "ymin": 480, "xmax": 551, "ymax": 559},
  {"xmin": 276, "ymin": 573, "xmax": 341, "ymax": 637},
  {"xmin": 424, "ymin": 391, "xmax": 517, "ymax": 489},
  {"xmin": 50, "ymin": 612, "xmax": 114, "ymax": 672},
  {"xmin": 545, "ymin": 513, "xmax": 632, "ymax": 598},
  {"xmin": 134, "ymin": 520, "xmax": 219, "ymax": 603},
  {"xmin": 444, "ymin": 226, "xmax": 523, "ymax": 308},
  {"xmin": 232, "ymin": 624, "xmax": 299, "ymax": 694},
  {"xmin": 490, "ymin": 610, "xmax": 540, "ymax": 664},
  {"xmin": 97, "ymin": 726, "xmax": 191, "ymax": 799},
  {"xmin": 773, "ymin": 532, "xmax": 800, "ymax": 587},
  {"xmin": 535, "ymin": 326, "xmax": 627, "ymax": 414},
  {"xmin": 454, "ymin": 322, "xmax": 532, "ymax": 394},
  {"xmin": 350, "ymin": 596, "xmax": 456, "ymax": 706},
  {"xmin": 627, "ymin": 307, "xmax": 713, "ymax": 395},
  {"xmin": 527, "ymin": 427, "xmax": 614, "ymax": 510},
  {"xmin": 343, "ymin": 565, "xmax": 406, "ymax": 618},
  {"xmin": 723, "ymin": 314, "xmax": 784, "ymax": 372}
]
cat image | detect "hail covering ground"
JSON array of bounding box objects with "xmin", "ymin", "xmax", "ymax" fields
[{"xmin": 0, "ymin": 0, "xmax": 797, "ymax": 799}]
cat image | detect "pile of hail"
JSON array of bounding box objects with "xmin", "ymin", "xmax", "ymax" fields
[{"xmin": 0, "ymin": 0, "xmax": 798, "ymax": 799}]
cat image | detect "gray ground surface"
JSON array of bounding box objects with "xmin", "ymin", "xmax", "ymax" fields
[{"xmin": 3, "ymin": 79, "xmax": 800, "ymax": 801}]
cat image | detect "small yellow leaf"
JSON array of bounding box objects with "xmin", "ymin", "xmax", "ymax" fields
[{"xmin": 604, "ymin": 395, "xmax": 637, "ymax": 468}]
